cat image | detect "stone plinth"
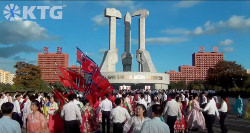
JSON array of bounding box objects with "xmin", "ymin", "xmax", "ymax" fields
[{"xmin": 102, "ymin": 72, "xmax": 169, "ymax": 90}]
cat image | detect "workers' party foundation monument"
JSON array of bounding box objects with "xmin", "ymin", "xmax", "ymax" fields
[{"xmin": 100, "ymin": 8, "xmax": 169, "ymax": 90}]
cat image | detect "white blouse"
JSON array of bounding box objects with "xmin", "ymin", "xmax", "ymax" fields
[{"xmin": 123, "ymin": 116, "xmax": 150, "ymax": 133}]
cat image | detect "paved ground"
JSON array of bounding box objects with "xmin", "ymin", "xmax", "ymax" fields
[
  {"xmin": 189, "ymin": 114, "xmax": 250, "ymax": 133},
  {"xmin": 21, "ymin": 97, "xmax": 250, "ymax": 133}
]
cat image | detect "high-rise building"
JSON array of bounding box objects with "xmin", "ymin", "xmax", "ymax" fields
[
  {"xmin": 37, "ymin": 47, "xmax": 69, "ymax": 83},
  {"xmin": 0, "ymin": 69, "xmax": 15, "ymax": 85},
  {"xmin": 247, "ymin": 69, "xmax": 250, "ymax": 74},
  {"xmin": 68, "ymin": 65, "xmax": 80, "ymax": 73},
  {"xmin": 166, "ymin": 47, "xmax": 224, "ymax": 83}
]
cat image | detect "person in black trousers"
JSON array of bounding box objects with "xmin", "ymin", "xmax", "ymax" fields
[
  {"xmin": 219, "ymin": 95, "xmax": 228, "ymax": 133},
  {"xmin": 163, "ymin": 93, "xmax": 182, "ymax": 133},
  {"xmin": 202, "ymin": 93, "xmax": 219, "ymax": 133},
  {"xmin": 99, "ymin": 94, "xmax": 112, "ymax": 133}
]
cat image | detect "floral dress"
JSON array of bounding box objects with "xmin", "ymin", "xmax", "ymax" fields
[
  {"xmin": 174, "ymin": 103, "xmax": 186, "ymax": 132},
  {"xmin": 27, "ymin": 112, "xmax": 50, "ymax": 133},
  {"xmin": 80, "ymin": 105, "xmax": 99, "ymax": 133},
  {"xmin": 93, "ymin": 101, "xmax": 102, "ymax": 123},
  {"xmin": 47, "ymin": 102, "xmax": 64, "ymax": 133},
  {"xmin": 186, "ymin": 100, "xmax": 206, "ymax": 130}
]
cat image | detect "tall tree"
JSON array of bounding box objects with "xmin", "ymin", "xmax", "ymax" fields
[
  {"xmin": 13, "ymin": 62, "xmax": 42, "ymax": 90},
  {"xmin": 207, "ymin": 61, "xmax": 248, "ymax": 90}
]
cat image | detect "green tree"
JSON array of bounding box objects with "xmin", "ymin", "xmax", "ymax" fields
[
  {"xmin": 207, "ymin": 61, "xmax": 248, "ymax": 91},
  {"xmin": 169, "ymin": 80, "xmax": 187, "ymax": 90},
  {"xmin": 13, "ymin": 62, "xmax": 42, "ymax": 90},
  {"xmin": 188, "ymin": 80, "xmax": 208, "ymax": 90},
  {"xmin": 49, "ymin": 82, "xmax": 64, "ymax": 91},
  {"xmin": 169, "ymin": 82, "xmax": 177, "ymax": 89},
  {"xmin": 0, "ymin": 83, "xmax": 12, "ymax": 92}
]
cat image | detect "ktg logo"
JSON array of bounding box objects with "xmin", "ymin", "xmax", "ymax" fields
[{"xmin": 3, "ymin": 4, "xmax": 64, "ymax": 21}]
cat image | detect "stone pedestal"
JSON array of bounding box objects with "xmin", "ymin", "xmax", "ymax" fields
[
  {"xmin": 136, "ymin": 49, "xmax": 157, "ymax": 72},
  {"xmin": 100, "ymin": 49, "xmax": 118, "ymax": 72}
]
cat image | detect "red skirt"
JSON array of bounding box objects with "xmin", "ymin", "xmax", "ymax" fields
[
  {"xmin": 174, "ymin": 116, "xmax": 186, "ymax": 131},
  {"xmin": 48, "ymin": 114, "xmax": 64, "ymax": 133}
]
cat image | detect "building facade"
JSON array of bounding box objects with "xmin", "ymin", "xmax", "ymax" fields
[
  {"xmin": 0, "ymin": 69, "xmax": 15, "ymax": 85},
  {"xmin": 37, "ymin": 47, "xmax": 80, "ymax": 83},
  {"xmin": 37, "ymin": 47, "xmax": 69, "ymax": 83},
  {"xmin": 68, "ymin": 65, "xmax": 80, "ymax": 73},
  {"xmin": 166, "ymin": 47, "xmax": 224, "ymax": 83}
]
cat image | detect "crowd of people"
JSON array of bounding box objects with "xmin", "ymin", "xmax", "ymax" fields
[{"xmin": 0, "ymin": 89, "xmax": 249, "ymax": 133}]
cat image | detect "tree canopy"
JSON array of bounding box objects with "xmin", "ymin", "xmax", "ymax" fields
[
  {"xmin": 13, "ymin": 62, "xmax": 44, "ymax": 91},
  {"xmin": 207, "ymin": 61, "xmax": 248, "ymax": 90}
]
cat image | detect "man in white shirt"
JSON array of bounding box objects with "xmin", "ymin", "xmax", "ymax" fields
[
  {"xmin": 13, "ymin": 95, "xmax": 21, "ymax": 115},
  {"xmin": 219, "ymin": 95, "xmax": 228, "ymax": 133},
  {"xmin": 111, "ymin": 98, "xmax": 131, "ymax": 133},
  {"xmin": 163, "ymin": 93, "xmax": 182, "ymax": 133},
  {"xmin": 37, "ymin": 92, "xmax": 43, "ymax": 103},
  {"xmin": 202, "ymin": 93, "xmax": 219, "ymax": 133},
  {"xmin": 12, "ymin": 94, "xmax": 23, "ymax": 127},
  {"xmin": 141, "ymin": 104, "xmax": 170, "ymax": 133},
  {"xmin": 99, "ymin": 94, "xmax": 113, "ymax": 133},
  {"xmin": 144, "ymin": 92, "xmax": 152, "ymax": 107},
  {"xmin": 13, "ymin": 91, "xmax": 19, "ymax": 100},
  {"xmin": 22, "ymin": 94, "xmax": 31, "ymax": 128},
  {"xmin": 0, "ymin": 102, "xmax": 21, "ymax": 133},
  {"xmin": 61, "ymin": 94, "xmax": 82, "ymax": 133},
  {"xmin": 3, "ymin": 92, "xmax": 8, "ymax": 103},
  {"xmin": 0, "ymin": 94, "xmax": 5, "ymax": 111},
  {"xmin": 201, "ymin": 92, "xmax": 207, "ymax": 109},
  {"xmin": 180, "ymin": 92, "xmax": 185, "ymax": 105},
  {"xmin": 73, "ymin": 94, "xmax": 81, "ymax": 109},
  {"xmin": 163, "ymin": 91, "xmax": 168, "ymax": 102},
  {"xmin": 138, "ymin": 94, "xmax": 148, "ymax": 109}
]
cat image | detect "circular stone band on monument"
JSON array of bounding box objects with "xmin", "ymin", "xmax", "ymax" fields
[{"xmin": 102, "ymin": 72, "xmax": 169, "ymax": 85}]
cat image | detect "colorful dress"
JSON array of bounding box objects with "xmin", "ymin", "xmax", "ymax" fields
[
  {"xmin": 43, "ymin": 102, "xmax": 50, "ymax": 119},
  {"xmin": 27, "ymin": 112, "xmax": 50, "ymax": 133},
  {"xmin": 80, "ymin": 105, "xmax": 99, "ymax": 133},
  {"xmin": 124, "ymin": 97, "xmax": 133, "ymax": 115},
  {"xmin": 174, "ymin": 103, "xmax": 186, "ymax": 132},
  {"xmin": 93, "ymin": 100, "xmax": 102, "ymax": 123},
  {"xmin": 234, "ymin": 97, "xmax": 243, "ymax": 116},
  {"xmin": 186, "ymin": 100, "xmax": 206, "ymax": 130},
  {"xmin": 123, "ymin": 116, "xmax": 151, "ymax": 133},
  {"xmin": 47, "ymin": 102, "xmax": 64, "ymax": 133},
  {"xmin": 22, "ymin": 99, "xmax": 32, "ymax": 128}
]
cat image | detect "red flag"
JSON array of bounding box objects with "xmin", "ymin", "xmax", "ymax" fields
[
  {"xmin": 91, "ymin": 71, "xmax": 103, "ymax": 85},
  {"xmin": 86, "ymin": 94, "xmax": 95, "ymax": 106},
  {"xmin": 58, "ymin": 76, "xmax": 71, "ymax": 87},
  {"xmin": 53, "ymin": 89, "xmax": 66, "ymax": 110},
  {"xmin": 58, "ymin": 65, "xmax": 70, "ymax": 79},
  {"xmin": 98, "ymin": 78, "xmax": 110, "ymax": 90},
  {"xmin": 81, "ymin": 57, "xmax": 97, "ymax": 74},
  {"xmin": 66, "ymin": 69, "xmax": 85, "ymax": 90},
  {"xmin": 77, "ymin": 47, "xmax": 83, "ymax": 63}
]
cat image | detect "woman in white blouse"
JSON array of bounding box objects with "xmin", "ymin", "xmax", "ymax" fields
[{"xmin": 123, "ymin": 104, "xmax": 150, "ymax": 133}]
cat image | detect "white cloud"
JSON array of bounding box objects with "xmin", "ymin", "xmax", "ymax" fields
[
  {"xmin": 92, "ymin": 14, "xmax": 109, "ymax": 26},
  {"xmin": 98, "ymin": 48, "xmax": 107, "ymax": 53},
  {"xmin": 163, "ymin": 15, "xmax": 250, "ymax": 36},
  {"xmin": 227, "ymin": 15, "xmax": 250, "ymax": 29},
  {"xmin": 145, "ymin": 37, "xmax": 188, "ymax": 45},
  {"xmin": 0, "ymin": 19, "xmax": 59, "ymax": 45},
  {"xmin": 220, "ymin": 39, "xmax": 233, "ymax": 46},
  {"xmin": 223, "ymin": 47, "xmax": 234, "ymax": 52},
  {"xmin": 162, "ymin": 28, "xmax": 190, "ymax": 35},
  {"xmin": 193, "ymin": 26, "xmax": 203, "ymax": 35},
  {"xmin": 174, "ymin": 1, "xmax": 201, "ymax": 8}
]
